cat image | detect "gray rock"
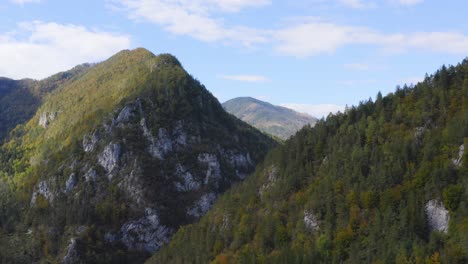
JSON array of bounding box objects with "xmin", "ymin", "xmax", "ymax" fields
[
  {"xmin": 116, "ymin": 105, "xmax": 135, "ymax": 123},
  {"xmin": 221, "ymin": 214, "xmax": 230, "ymax": 230},
  {"xmin": 39, "ymin": 112, "xmax": 58, "ymax": 128},
  {"xmin": 187, "ymin": 193, "xmax": 217, "ymax": 218},
  {"xmin": 198, "ymin": 153, "xmax": 221, "ymax": 186},
  {"xmin": 39, "ymin": 113, "xmax": 48, "ymax": 128},
  {"xmin": 225, "ymin": 151, "xmax": 252, "ymax": 179},
  {"xmin": 84, "ymin": 168, "xmax": 98, "ymax": 182},
  {"xmin": 76, "ymin": 226, "xmax": 86, "ymax": 235},
  {"xmin": 104, "ymin": 232, "xmax": 117, "ymax": 243},
  {"xmin": 62, "ymin": 238, "xmax": 79, "ymax": 264},
  {"xmin": 259, "ymin": 166, "xmax": 278, "ymax": 196},
  {"xmin": 119, "ymin": 162, "xmax": 145, "ymax": 205},
  {"xmin": 321, "ymin": 156, "xmax": 329, "ymax": 166},
  {"xmin": 64, "ymin": 173, "xmax": 77, "ymax": 193},
  {"xmin": 98, "ymin": 143, "xmax": 121, "ymax": 174},
  {"xmin": 304, "ymin": 210, "xmax": 319, "ymax": 231},
  {"xmin": 414, "ymin": 126, "xmax": 426, "ymax": 145},
  {"xmin": 173, "ymin": 121, "xmax": 188, "ymax": 146},
  {"xmin": 120, "ymin": 208, "xmax": 172, "ymax": 253},
  {"xmin": 31, "ymin": 181, "xmax": 54, "ymax": 205},
  {"xmin": 452, "ymin": 144, "xmax": 464, "ymax": 167},
  {"xmin": 82, "ymin": 132, "xmax": 99, "ymax": 152},
  {"xmin": 155, "ymin": 128, "xmax": 173, "ymax": 157},
  {"xmin": 141, "ymin": 119, "xmax": 173, "ymax": 159},
  {"xmin": 174, "ymin": 164, "xmax": 200, "ymax": 192},
  {"xmin": 425, "ymin": 200, "xmax": 450, "ymax": 233}
]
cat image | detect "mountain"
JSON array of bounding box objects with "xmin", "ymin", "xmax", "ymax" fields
[
  {"xmin": 223, "ymin": 97, "xmax": 318, "ymax": 140},
  {"xmin": 0, "ymin": 64, "xmax": 92, "ymax": 142},
  {"xmin": 149, "ymin": 62, "xmax": 467, "ymax": 263},
  {"xmin": 0, "ymin": 48, "xmax": 276, "ymax": 263}
]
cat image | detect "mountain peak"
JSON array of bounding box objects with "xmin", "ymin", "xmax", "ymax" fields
[
  {"xmin": 117, "ymin": 47, "xmax": 155, "ymax": 58},
  {"xmin": 0, "ymin": 48, "xmax": 275, "ymax": 263},
  {"xmin": 109, "ymin": 48, "xmax": 182, "ymax": 69},
  {"xmin": 223, "ymin": 97, "xmax": 317, "ymax": 140}
]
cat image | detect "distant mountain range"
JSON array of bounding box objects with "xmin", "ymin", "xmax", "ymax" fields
[{"xmin": 223, "ymin": 97, "xmax": 318, "ymax": 140}]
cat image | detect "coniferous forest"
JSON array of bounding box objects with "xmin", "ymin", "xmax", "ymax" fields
[{"xmin": 149, "ymin": 60, "xmax": 467, "ymax": 263}]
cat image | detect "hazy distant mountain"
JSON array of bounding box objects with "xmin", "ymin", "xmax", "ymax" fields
[{"xmin": 223, "ymin": 97, "xmax": 318, "ymax": 140}]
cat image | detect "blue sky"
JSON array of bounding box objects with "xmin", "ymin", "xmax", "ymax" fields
[{"xmin": 1, "ymin": 0, "xmax": 467, "ymax": 117}]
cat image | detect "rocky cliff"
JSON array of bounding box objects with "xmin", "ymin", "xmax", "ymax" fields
[{"xmin": 0, "ymin": 48, "xmax": 275, "ymax": 263}]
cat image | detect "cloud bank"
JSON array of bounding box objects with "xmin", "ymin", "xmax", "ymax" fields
[
  {"xmin": 111, "ymin": 0, "xmax": 468, "ymax": 57},
  {"xmin": 221, "ymin": 75, "xmax": 270, "ymax": 82},
  {"xmin": 281, "ymin": 103, "xmax": 345, "ymax": 118},
  {"xmin": 0, "ymin": 21, "xmax": 131, "ymax": 79}
]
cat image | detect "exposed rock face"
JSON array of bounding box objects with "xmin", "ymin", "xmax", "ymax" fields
[
  {"xmin": 25, "ymin": 93, "xmax": 272, "ymax": 261},
  {"xmin": 120, "ymin": 208, "xmax": 172, "ymax": 253},
  {"xmin": 223, "ymin": 150, "xmax": 253, "ymax": 179},
  {"xmin": 414, "ymin": 126, "xmax": 426, "ymax": 145},
  {"xmin": 31, "ymin": 181, "xmax": 54, "ymax": 205},
  {"xmin": 116, "ymin": 105, "xmax": 134, "ymax": 123},
  {"xmin": 64, "ymin": 173, "xmax": 77, "ymax": 193},
  {"xmin": 82, "ymin": 132, "xmax": 99, "ymax": 152},
  {"xmin": 259, "ymin": 166, "xmax": 278, "ymax": 196},
  {"xmin": 98, "ymin": 143, "xmax": 121, "ymax": 174},
  {"xmin": 304, "ymin": 211, "xmax": 319, "ymax": 231},
  {"xmin": 0, "ymin": 50, "xmax": 276, "ymax": 263},
  {"xmin": 104, "ymin": 232, "xmax": 117, "ymax": 243},
  {"xmin": 187, "ymin": 193, "xmax": 217, "ymax": 218},
  {"xmin": 39, "ymin": 112, "xmax": 58, "ymax": 128},
  {"xmin": 452, "ymin": 144, "xmax": 464, "ymax": 167},
  {"xmin": 425, "ymin": 200, "xmax": 450, "ymax": 233},
  {"xmin": 173, "ymin": 121, "xmax": 188, "ymax": 146},
  {"xmin": 198, "ymin": 153, "xmax": 221, "ymax": 186},
  {"xmin": 83, "ymin": 168, "xmax": 97, "ymax": 182},
  {"xmin": 141, "ymin": 119, "xmax": 172, "ymax": 159},
  {"xmin": 119, "ymin": 163, "xmax": 145, "ymax": 205},
  {"xmin": 174, "ymin": 164, "xmax": 200, "ymax": 192},
  {"xmin": 62, "ymin": 238, "xmax": 79, "ymax": 264}
]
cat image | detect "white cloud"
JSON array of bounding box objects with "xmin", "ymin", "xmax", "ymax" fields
[
  {"xmin": 10, "ymin": 0, "xmax": 40, "ymax": 4},
  {"xmin": 0, "ymin": 21, "xmax": 131, "ymax": 79},
  {"xmin": 281, "ymin": 103, "xmax": 345, "ymax": 118},
  {"xmin": 111, "ymin": 1, "xmax": 468, "ymax": 57},
  {"xmin": 393, "ymin": 0, "xmax": 423, "ymax": 6},
  {"xmin": 338, "ymin": 79, "xmax": 376, "ymax": 86},
  {"xmin": 273, "ymin": 19, "xmax": 468, "ymax": 57},
  {"xmin": 110, "ymin": 0, "xmax": 269, "ymax": 46},
  {"xmin": 221, "ymin": 74, "xmax": 270, "ymax": 82},
  {"xmin": 272, "ymin": 20, "xmax": 377, "ymax": 57},
  {"xmin": 398, "ymin": 76, "xmax": 423, "ymax": 85},
  {"xmin": 343, "ymin": 63, "xmax": 369, "ymax": 70},
  {"xmin": 399, "ymin": 32, "xmax": 468, "ymax": 54},
  {"xmin": 339, "ymin": 0, "xmax": 376, "ymax": 9}
]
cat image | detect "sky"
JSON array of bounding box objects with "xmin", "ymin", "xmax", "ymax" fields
[{"xmin": 1, "ymin": 0, "xmax": 467, "ymax": 118}]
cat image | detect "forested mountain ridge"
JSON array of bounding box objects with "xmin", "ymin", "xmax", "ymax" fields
[
  {"xmin": 150, "ymin": 60, "xmax": 467, "ymax": 263},
  {"xmin": 0, "ymin": 63, "xmax": 93, "ymax": 142},
  {"xmin": 0, "ymin": 48, "xmax": 276, "ymax": 263},
  {"xmin": 223, "ymin": 97, "xmax": 318, "ymax": 140}
]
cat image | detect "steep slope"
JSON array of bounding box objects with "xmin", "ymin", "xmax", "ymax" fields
[
  {"xmin": 150, "ymin": 62, "xmax": 467, "ymax": 263},
  {"xmin": 223, "ymin": 97, "xmax": 318, "ymax": 140},
  {"xmin": 0, "ymin": 48, "xmax": 275, "ymax": 263},
  {"xmin": 0, "ymin": 64, "xmax": 93, "ymax": 142}
]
